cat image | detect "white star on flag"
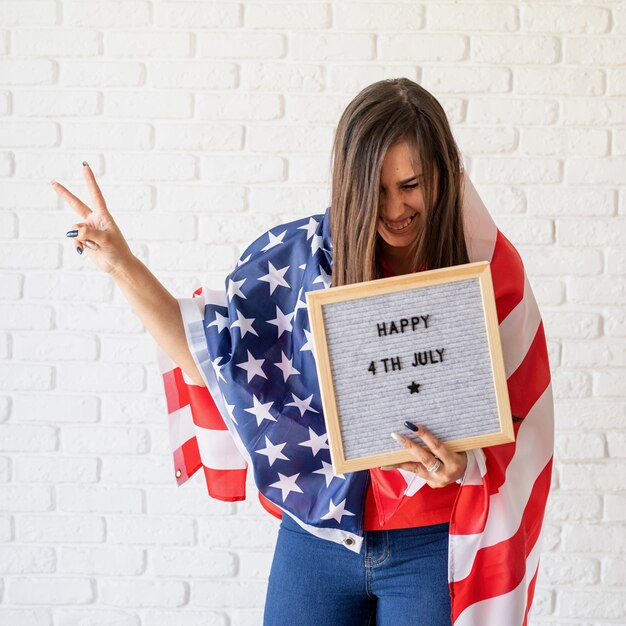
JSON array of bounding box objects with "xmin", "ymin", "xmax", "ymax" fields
[
  {"xmin": 310, "ymin": 233, "xmax": 323, "ymax": 257},
  {"xmin": 298, "ymin": 217, "xmax": 320, "ymax": 240},
  {"xmin": 270, "ymin": 472, "xmax": 303, "ymax": 501},
  {"xmin": 285, "ymin": 392, "xmax": 318, "ymax": 417},
  {"xmin": 256, "ymin": 435, "xmax": 290, "ymax": 466},
  {"xmin": 231, "ymin": 309, "xmax": 258, "ymax": 338},
  {"xmin": 299, "ymin": 426, "xmax": 329, "ymax": 456},
  {"xmin": 224, "ymin": 400, "xmax": 237, "ymax": 425},
  {"xmin": 244, "ymin": 395, "xmax": 277, "ymax": 427},
  {"xmin": 236, "ymin": 349, "xmax": 267, "ymax": 383},
  {"xmin": 313, "ymin": 265, "xmax": 331, "ymax": 289},
  {"xmin": 261, "ymin": 229, "xmax": 287, "ymax": 252},
  {"xmin": 267, "ymin": 305, "xmax": 295, "ymax": 338},
  {"xmin": 313, "ymin": 460, "xmax": 346, "ymax": 488},
  {"xmin": 293, "ymin": 285, "xmax": 308, "ymax": 316},
  {"xmin": 320, "ymin": 498, "xmax": 355, "ymax": 523},
  {"xmin": 207, "ymin": 310, "xmax": 229, "ymax": 334},
  {"xmin": 227, "ymin": 276, "xmax": 247, "ymax": 301},
  {"xmin": 234, "ymin": 252, "xmax": 252, "ymax": 269},
  {"xmin": 259, "ymin": 260, "xmax": 291, "ymax": 295},
  {"xmin": 211, "ymin": 356, "xmax": 227, "ymax": 383},
  {"xmin": 274, "ymin": 351, "xmax": 301, "ymax": 382},
  {"xmin": 299, "ymin": 328, "xmax": 315, "ymax": 355}
]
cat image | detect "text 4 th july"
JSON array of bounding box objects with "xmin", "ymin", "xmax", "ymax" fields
[{"xmin": 368, "ymin": 348, "xmax": 446, "ymax": 375}]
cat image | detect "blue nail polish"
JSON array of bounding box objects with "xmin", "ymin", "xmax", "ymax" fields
[
  {"xmin": 76, "ymin": 246, "xmax": 82, "ymax": 255},
  {"xmin": 404, "ymin": 421, "xmax": 419, "ymax": 432},
  {"xmin": 66, "ymin": 230, "xmax": 78, "ymax": 237}
]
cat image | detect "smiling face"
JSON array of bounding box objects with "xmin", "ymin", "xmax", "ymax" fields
[{"xmin": 376, "ymin": 139, "xmax": 428, "ymax": 249}]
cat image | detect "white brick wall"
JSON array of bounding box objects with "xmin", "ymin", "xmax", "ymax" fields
[{"xmin": 1, "ymin": 1, "xmax": 624, "ymax": 624}]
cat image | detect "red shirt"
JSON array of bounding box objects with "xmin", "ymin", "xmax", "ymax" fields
[{"xmin": 363, "ymin": 255, "xmax": 459, "ymax": 530}]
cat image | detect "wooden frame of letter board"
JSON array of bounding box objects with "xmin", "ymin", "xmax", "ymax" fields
[{"xmin": 305, "ymin": 260, "xmax": 515, "ymax": 474}]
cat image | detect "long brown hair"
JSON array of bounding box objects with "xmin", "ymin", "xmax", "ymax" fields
[{"xmin": 329, "ymin": 78, "xmax": 469, "ymax": 287}]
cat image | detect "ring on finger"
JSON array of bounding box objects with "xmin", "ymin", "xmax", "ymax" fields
[{"xmin": 427, "ymin": 458, "xmax": 441, "ymax": 473}]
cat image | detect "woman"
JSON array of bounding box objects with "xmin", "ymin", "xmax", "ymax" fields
[{"xmin": 53, "ymin": 78, "xmax": 553, "ymax": 625}]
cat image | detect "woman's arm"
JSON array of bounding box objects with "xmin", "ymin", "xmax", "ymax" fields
[{"xmin": 111, "ymin": 256, "xmax": 206, "ymax": 388}]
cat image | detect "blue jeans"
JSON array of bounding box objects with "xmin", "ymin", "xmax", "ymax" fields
[{"xmin": 264, "ymin": 513, "xmax": 452, "ymax": 626}]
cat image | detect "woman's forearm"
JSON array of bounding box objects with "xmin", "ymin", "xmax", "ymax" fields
[{"xmin": 110, "ymin": 256, "xmax": 206, "ymax": 387}]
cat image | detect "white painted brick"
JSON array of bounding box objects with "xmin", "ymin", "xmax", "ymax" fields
[
  {"xmin": 0, "ymin": 545, "xmax": 56, "ymax": 572},
  {"xmin": 602, "ymin": 555, "xmax": 626, "ymax": 586},
  {"xmin": 521, "ymin": 128, "xmax": 608, "ymax": 157},
  {"xmin": 0, "ymin": 609, "xmax": 53, "ymax": 626},
  {"xmin": 539, "ymin": 553, "xmax": 600, "ymax": 585},
  {"xmin": 496, "ymin": 217, "xmax": 553, "ymax": 245},
  {"xmin": 144, "ymin": 610, "xmax": 227, "ymax": 626},
  {"xmin": 14, "ymin": 91, "xmax": 100, "ymax": 117},
  {"xmin": 108, "ymin": 516, "xmax": 195, "ymax": 546},
  {"xmin": 428, "ymin": 3, "xmax": 517, "ymax": 31},
  {"xmin": 60, "ymin": 61, "xmax": 144, "ymax": 88},
  {"xmin": 64, "ymin": 0, "xmax": 150, "ymax": 27},
  {"xmin": 149, "ymin": 242, "xmax": 236, "ymax": 272},
  {"xmin": 0, "ymin": 515, "xmax": 12, "ymax": 540},
  {"xmin": 606, "ymin": 305, "xmax": 626, "ymax": 337},
  {"xmin": 0, "ymin": 364, "xmax": 53, "ymax": 391},
  {"xmin": 56, "ymin": 303, "xmax": 143, "ymax": 333},
  {"xmin": 561, "ymin": 464, "xmax": 626, "ymax": 492},
  {"xmin": 242, "ymin": 61, "xmax": 325, "ymax": 92},
  {"xmin": 60, "ymin": 545, "xmax": 145, "ymax": 576},
  {"xmin": 527, "ymin": 187, "xmax": 616, "ymax": 217},
  {"xmin": 334, "ymin": 3, "xmax": 422, "ymax": 30},
  {"xmin": 101, "ymin": 578, "xmax": 187, "ymax": 608},
  {"xmin": 110, "ymin": 153, "xmax": 196, "ymax": 182},
  {"xmin": 616, "ymin": 4, "xmax": 626, "ymax": 34},
  {"xmin": 0, "ymin": 1, "xmax": 58, "ymax": 25},
  {"xmin": 57, "ymin": 486, "xmax": 142, "ymax": 514},
  {"xmin": 15, "ymin": 28, "xmax": 99, "ymax": 56},
  {"xmin": 247, "ymin": 3, "xmax": 330, "ymax": 29},
  {"xmin": 198, "ymin": 211, "xmax": 277, "ymax": 245},
  {"xmin": 472, "ymin": 35, "xmax": 559, "ymax": 64},
  {"xmin": 474, "ymin": 156, "xmax": 561, "ymax": 185},
  {"xmin": 287, "ymin": 154, "xmax": 330, "ymax": 184},
  {"xmin": 146, "ymin": 485, "xmax": 236, "ymax": 517},
  {"xmin": 563, "ymin": 341, "xmax": 625, "ymax": 368},
  {"xmin": 552, "ymin": 368, "xmax": 592, "ymax": 399},
  {"xmin": 156, "ymin": 184, "xmax": 245, "ymax": 213},
  {"xmin": 150, "ymin": 61, "xmax": 237, "ymax": 90},
  {"xmin": 521, "ymin": 5, "xmax": 609, "ymax": 34},
  {"xmin": 157, "ymin": 3, "xmax": 239, "ymax": 27},
  {"xmin": 545, "ymin": 493, "xmax": 602, "ymax": 522},
  {"xmin": 0, "ymin": 59, "xmax": 54, "ymax": 85},
  {"xmin": 198, "ymin": 32, "xmax": 284, "ymax": 59},
  {"xmin": 556, "ymin": 589, "xmax": 626, "ymax": 619},
  {"xmin": 61, "ymin": 425, "xmax": 148, "ymax": 454},
  {"xmin": 105, "ymin": 91, "xmax": 192, "ymax": 119},
  {"xmin": 0, "ymin": 121, "xmax": 58, "ymax": 147},
  {"xmin": 6, "ymin": 577, "xmax": 94, "ymax": 605},
  {"xmin": 0, "ymin": 485, "xmax": 52, "ymax": 511},
  {"xmin": 101, "ymin": 335, "xmax": 155, "ymax": 365},
  {"xmin": 201, "ymin": 154, "xmax": 285, "ymax": 183},
  {"xmin": 247, "ymin": 124, "xmax": 333, "ymax": 153},
  {"xmin": 555, "ymin": 399, "xmax": 626, "ymax": 430},
  {"xmin": 0, "ymin": 91, "xmax": 11, "ymax": 115},
  {"xmin": 532, "ymin": 278, "xmax": 565, "ymax": 306},
  {"xmin": 192, "ymin": 580, "xmax": 268, "ymax": 609},
  {"xmin": 105, "ymin": 31, "xmax": 191, "ymax": 58},
  {"xmin": 608, "ymin": 68, "xmax": 626, "ymax": 96},
  {"xmin": 555, "ymin": 432, "xmax": 606, "ymax": 460},
  {"xmin": 563, "ymin": 98, "xmax": 626, "ymax": 126},
  {"xmin": 568, "ymin": 276, "xmax": 626, "ymax": 306},
  {"xmin": 24, "ymin": 271, "xmax": 113, "ymax": 301},
  {"xmin": 15, "ymin": 455, "xmax": 98, "ymax": 483},
  {"xmin": 0, "ymin": 30, "xmax": 7, "ymax": 55},
  {"xmin": 249, "ymin": 186, "xmax": 330, "ymax": 215},
  {"xmin": 285, "ymin": 93, "xmax": 349, "ymax": 123},
  {"xmin": 605, "ymin": 494, "xmax": 626, "ymax": 521},
  {"xmin": 426, "ymin": 66, "xmax": 512, "ymax": 94},
  {"xmin": 521, "ymin": 246, "xmax": 603, "ymax": 276},
  {"xmin": 63, "ymin": 122, "xmax": 152, "ymax": 150},
  {"xmin": 380, "ymin": 33, "xmax": 467, "ymax": 62},
  {"xmin": 0, "ymin": 212, "xmax": 17, "ymax": 238},
  {"xmin": 546, "ymin": 339, "xmax": 560, "ymax": 369},
  {"xmin": 155, "ymin": 123, "xmax": 242, "ymax": 152},
  {"xmin": 290, "ymin": 33, "xmax": 374, "ymax": 61},
  {"xmin": 239, "ymin": 550, "xmax": 274, "ymax": 578},
  {"xmin": 18, "ymin": 515, "xmax": 105, "ymax": 543},
  {"xmin": 594, "ymin": 370, "xmax": 626, "ymax": 398},
  {"xmin": 101, "ymin": 454, "xmax": 172, "ymax": 484},
  {"xmin": 454, "ymin": 126, "xmax": 516, "ymax": 155},
  {"xmin": 229, "ymin": 610, "xmax": 265, "ymax": 626},
  {"xmin": 564, "ymin": 37, "xmax": 626, "ymax": 67},
  {"xmin": 566, "ymin": 157, "xmax": 626, "ymax": 185},
  {"xmin": 515, "ymin": 67, "xmax": 604, "ymax": 96},
  {"xmin": 607, "ymin": 247, "xmax": 626, "ymax": 274},
  {"xmin": 152, "ymin": 548, "xmax": 236, "ymax": 577},
  {"xmin": 0, "ymin": 455, "xmax": 9, "ymax": 480},
  {"xmin": 199, "ymin": 517, "xmax": 278, "ymax": 549},
  {"xmin": 57, "ymin": 609, "xmax": 138, "ymax": 626},
  {"xmin": 197, "ymin": 92, "xmax": 282, "ymax": 121},
  {"xmin": 328, "ymin": 64, "xmax": 420, "ymax": 94},
  {"xmin": 13, "ymin": 393, "xmax": 99, "ymax": 424},
  {"xmin": 542, "ymin": 310, "xmax": 601, "ymax": 340},
  {"xmin": 101, "ymin": 394, "xmax": 164, "ymax": 425}
]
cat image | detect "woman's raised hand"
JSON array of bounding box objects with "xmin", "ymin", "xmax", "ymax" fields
[{"xmin": 51, "ymin": 162, "xmax": 135, "ymax": 275}]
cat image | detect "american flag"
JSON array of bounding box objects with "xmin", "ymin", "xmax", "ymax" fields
[{"xmin": 156, "ymin": 171, "xmax": 554, "ymax": 624}]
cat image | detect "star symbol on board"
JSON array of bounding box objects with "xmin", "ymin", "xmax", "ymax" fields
[
  {"xmin": 206, "ymin": 310, "xmax": 229, "ymax": 334},
  {"xmin": 234, "ymin": 252, "xmax": 252, "ymax": 269},
  {"xmin": 210, "ymin": 356, "xmax": 227, "ymax": 383},
  {"xmin": 244, "ymin": 395, "xmax": 277, "ymax": 427},
  {"xmin": 269, "ymin": 472, "xmax": 303, "ymax": 501},
  {"xmin": 293, "ymin": 285, "xmax": 308, "ymax": 316},
  {"xmin": 408, "ymin": 381, "xmax": 421, "ymax": 394},
  {"xmin": 256, "ymin": 435, "xmax": 289, "ymax": 466},
  {"xmin": 266, "ymin": 305, "xmax": 295, "ymax": 338},
  {"xmin": 261, "ymin": 229, "xmax": 287, "ymax": 252},
  {"xmin": 298, "ymin": 426, "xmax": 329, "ymax": 456},
  {"xmin": 259, "ymin": 260, "xmax": 291, "ymax": 295},
  {"xmin": 310, "ymin": 233, "xmax": 323, "ymax": 257},
  {"xmin": 235, "ymin": 349, "xmax": 267, "ymax": 383},
  {"xmin": 298, "ymin": 217, "xmax": 320, "ymax": 241},
  {"xmin": 299, "ymin": 328, "xmax": 315, "ymax": 355},
  {"xmin": 231, "ymin": 309, "xmax": 258, "ymax": 338},
  {"xmin": 274, "ymin": 350, "xmax": 301, "ymax": 382},
  {"xmin": 313, "ymin": 460, "xmax": 345, "ymax": 488},
  {"xmin": 320, "ymin": 498, "xmax": 355, "ymax": 523},
  {"xmin": 284, "ymin": 392, "xmax": 318, "ymax": 417},
  {"xmin": 312, "ymin": 264, "xmax": 331, "ymax": 289},
  {"xmin": 227, "ymin": 276, "xmax": 247, "ymax": 301}
]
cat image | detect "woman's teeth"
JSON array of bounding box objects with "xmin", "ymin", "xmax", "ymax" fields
[{"xmin": 384, "ymin": 214, "xmax": 416, "ymax": 231}]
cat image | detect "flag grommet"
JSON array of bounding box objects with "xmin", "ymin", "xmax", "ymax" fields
[
  {"xmin": 175, "ymin": 469, "xmax": 182, "ymax": 478},
  {"xmin": 343, "ymin": 537, "xmax": 355, "ymax": 546}
]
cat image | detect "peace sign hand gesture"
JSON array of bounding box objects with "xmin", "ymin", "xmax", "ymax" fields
[
  {"xmin": 51, "ymin": 162, "xmax": 134, "ymax": 275},
  {"xmin": 385, "ymin": 422, "xmax": 468, "ymax": 488}
]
